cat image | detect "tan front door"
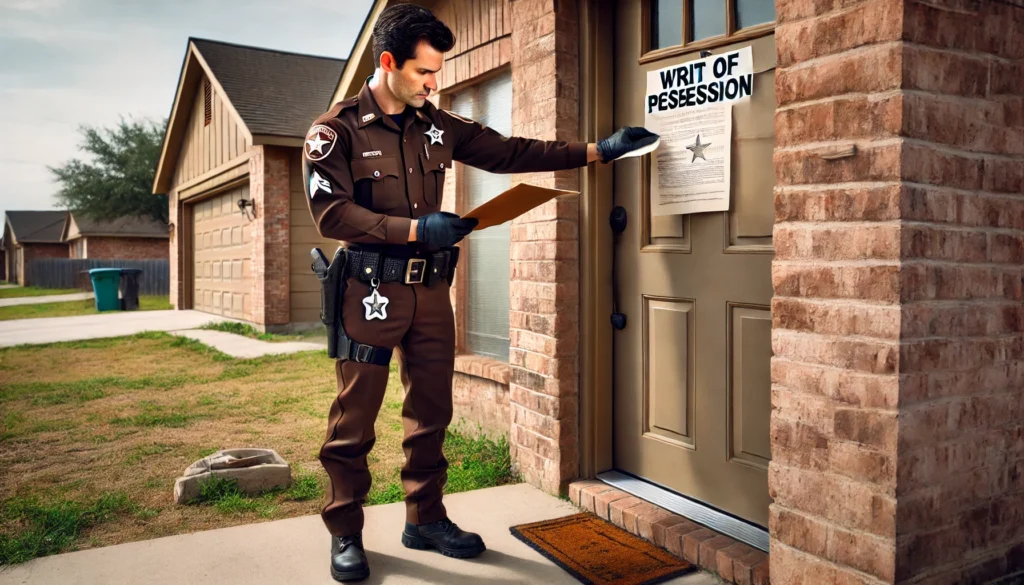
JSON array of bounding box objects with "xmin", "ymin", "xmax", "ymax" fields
[
  {"xmin": 611, "ymin": 2, "xmax": 775, "ymax": 527},
  {"xmin": 191, "ymin": 185, "xmax": 253, "ymax": 319}
]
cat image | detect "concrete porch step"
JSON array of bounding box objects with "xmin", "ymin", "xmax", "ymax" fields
[{"xmin": 0, "ymin": 484, "xmax": 721, "ymax": 585}]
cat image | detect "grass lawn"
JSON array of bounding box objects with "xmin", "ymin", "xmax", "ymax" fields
[
  {"xmin": 0, "ymin": 286, "xmax": 81, "ymax": 299},
  {"xmin": 0, "ymin": 333, "xmax": 516, "ymax": 565},
  {"xmin": 197, "ymin": 320, "xmax": 328, "ymax": 344},
  {"xmin": 0, "ymin": 296, "xmax": 172, "ymax": 321}
]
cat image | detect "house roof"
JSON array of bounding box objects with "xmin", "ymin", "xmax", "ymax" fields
[
  {"xmin": 5, "ymin": 211, "xmax": 68, "ymax": 244},
  {"xmin": 153, "ymin": 38, "xmax": 347, "ymax": 194},
  {"xmin": 66, "ymin": 213, "xmax": 168, "ymax": 240},
  {"xmin": 191, "ymin": 39, "xmax": 347, "ymax": 138}
]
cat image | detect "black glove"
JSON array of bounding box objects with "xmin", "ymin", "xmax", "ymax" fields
[
  {"xmin": 596, "ymin": 126, "xmax": 660, "ymax": 163},
  {"xmin": 416, "ymin": 211, "xmax": 478, "ymax": 249}
]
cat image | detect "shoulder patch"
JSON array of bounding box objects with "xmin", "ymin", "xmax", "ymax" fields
[
  {"xmin": 442, "ymin": 109, "xmax": 475, "ymax": 124},
  {"xmin": 304, "ymin": 124, "xmax": 338, "ymax": 161}
]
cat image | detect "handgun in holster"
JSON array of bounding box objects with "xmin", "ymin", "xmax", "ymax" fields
[{"xmin": 310, "ymin": 247, "xmax": 392, "ymax": 366}]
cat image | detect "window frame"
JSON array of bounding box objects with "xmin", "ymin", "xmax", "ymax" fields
[
  {"xmin": 641, "ymin": 0, "xmax": 775, "ymax": 64},
  {"xmin": 442, "ymin": 68, "xmax": 515, "ymax": 363}
]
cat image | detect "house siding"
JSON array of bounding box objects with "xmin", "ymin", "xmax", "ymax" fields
[{"xmin": 175, "ymin": 73, "xmax": 250, "ymax": 187}]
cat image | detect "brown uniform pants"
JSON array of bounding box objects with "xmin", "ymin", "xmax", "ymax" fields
[{"xmin": 318, "ymin": 275, "xmax": 454, "ymax": 537}]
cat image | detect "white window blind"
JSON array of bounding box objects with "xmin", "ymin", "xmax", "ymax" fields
[{"xmin": 451, "ymin": 72, "xmax": 512, "ymax": 362}]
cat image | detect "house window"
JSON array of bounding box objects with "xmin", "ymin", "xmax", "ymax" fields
[
  {"xmin": 647, "ymin": 0, "xmax": 775, "ymax": 55},
  {"xmin": 452, "ymin": 71, "xmax": 512, "ymax": 362},
  {"xmin": 204, "ymin": 79, "xmax": 212, "ymax": 126}
]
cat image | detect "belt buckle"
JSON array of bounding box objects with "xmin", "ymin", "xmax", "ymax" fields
[
  {"xmin": 354, "ymin": 345, "xmax": 373, "ymax": 363},
  {"xmin": 405, "ymin": 259, "xmax": 426, "ymax": 284}
]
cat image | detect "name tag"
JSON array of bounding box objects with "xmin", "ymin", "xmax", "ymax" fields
[{"xmin": 362, "ymin": 151, "xmax": 383, "ymax": 158}]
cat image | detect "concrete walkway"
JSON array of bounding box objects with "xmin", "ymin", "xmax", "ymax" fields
[
  {"xmin": 0, "ymin": 284, "xmax": 18, "ymax": 289},
  {"xmin": 0, "ymin": 291, "xmax": 94, "ymax": 307},
  {"xmin": 171, "ymin": 329, "xmax": 325, "ymax": 358},
  {"xmin": 0, "ymin": 310, "xmax": 236, "ymax": 347},
  {"xmin": 0, "ymin": 484, "xmax": 718, "ymax": 585}
]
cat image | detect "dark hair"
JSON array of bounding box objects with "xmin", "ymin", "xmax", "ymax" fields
[{"xmin": 372, "ymin": 4, "xmax": 455, "ymax": 69}]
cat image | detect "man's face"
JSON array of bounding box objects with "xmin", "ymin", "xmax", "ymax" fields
[{"xmin": 384, "ymin": 40, "xmax": 443, "ymax": 108}]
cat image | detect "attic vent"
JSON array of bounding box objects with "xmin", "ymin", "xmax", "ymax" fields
[{"xmin": 203, "ymin": 79, "xmax": 212, "ymax": 126}]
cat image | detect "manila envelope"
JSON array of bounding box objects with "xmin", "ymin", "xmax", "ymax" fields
[{"xmin": 463, "ymin": 183, "xmax": 579, "ymax": 230}]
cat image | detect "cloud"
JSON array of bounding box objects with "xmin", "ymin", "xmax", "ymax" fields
[{"xmin": 0, "ymin": 0, "xmax": 373, "ymax": 225}]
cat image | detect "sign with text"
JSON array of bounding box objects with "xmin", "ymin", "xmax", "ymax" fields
[{"xmin": 644, "ymin": 47, "xmax": 752, "ymax": 216}]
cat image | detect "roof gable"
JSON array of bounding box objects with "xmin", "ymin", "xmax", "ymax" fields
[
  {"xmin": 332, "ymin": 0, "xmax": 391, "ymax": 105},
  {"xmin": 192, "ymin": 39, "xmax": 347, "ymax": 139},
  {"xmin": 5, "ymin": 211, "xmax": 68, "ymax": 244},
  {"xmin": 153, "ymin": 39, "xmax": 346, "ymax": 194}
]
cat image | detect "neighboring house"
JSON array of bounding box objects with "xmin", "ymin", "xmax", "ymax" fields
[
  {"xmin": 330, "ymin": 1, "xmax": 1024, "ymax": 582},
  {"xmin": 0, "ymin": 238, "xmax": 6, "ymax": 282},
  {"xmin": 2, "ymin": 211, "xmax": 68, "ymax": 286},
  {"xmin": 61, "ymin": 212, "xmax": 169, "ymax": 260},
  {"xmin": 152, "ymin": 39, "xmax": 346, "ymax": 327}
]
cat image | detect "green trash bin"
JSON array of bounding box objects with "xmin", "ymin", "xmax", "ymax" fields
[{"xmin": 89, "ymin": 268, "xmax": 122, "ymax": 312}]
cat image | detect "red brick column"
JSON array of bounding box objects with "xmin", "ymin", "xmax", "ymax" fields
[
  {"xmin": 249, "ymin": 145, "xmax": 291, "ymax": 327},
  {"xmin": 508, "ymin": 0, "xmax": 581, "ymax": 494},
  {"xmin": 772, "ymin": 1, "xmax": 1024, "ymax": 582}
]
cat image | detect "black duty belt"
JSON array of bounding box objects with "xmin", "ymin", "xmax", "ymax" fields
[{"xmin": 345, "ymin": 245, "xmax": 459, "ymax": 286}]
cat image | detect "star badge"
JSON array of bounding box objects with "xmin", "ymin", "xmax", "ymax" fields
[
  {"xmin": 424, "ymin": 124, "xmax": 444, "ymax": 145},
  {"xmin": 686, "ymin": 134, "xmax": 710, "ymax": 162},
  {"xmin": 362, "ymin": 288, "xmax": 389, "ymax": 321},
  {"xmin": 304, "ymin": 124, "xmax": 337, "ymax": 161}
]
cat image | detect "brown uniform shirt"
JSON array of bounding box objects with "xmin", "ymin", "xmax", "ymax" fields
[{"xmin": 303, "ymin": 80, "xmax": 589, "ymax": 246}]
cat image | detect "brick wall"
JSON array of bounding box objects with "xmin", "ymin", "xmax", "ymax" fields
[
  {"xmin": 507, "ymin": 0, "xmax": 581, "ymax": 495},
  {"xmin": 771, "ymin": 1, "xmax": 1024, "ymax": 582},
  {"xmin": 452, "ymin": 355, "xmax": 512, "ymax": 438},
  {"xmin": 83, "ymin": 236, "xmax": 169, "ymax": 260},
  {"xmin": 249, "ymin": 145, "xmax": 291, "ymax": 328}
]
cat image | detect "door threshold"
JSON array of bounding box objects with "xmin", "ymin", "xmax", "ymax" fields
[{"xmin": 596, "ymin": 470, "xmax": 769, "ymax": 552}]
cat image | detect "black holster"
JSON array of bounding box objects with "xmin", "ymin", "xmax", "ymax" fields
[
  {"xmin": 311, "ymin": 246, "xmax": 393, "ymax": 366},
  {"xmin": 312, "ymin": 247, "xmax": 347, "ymax": 359}
]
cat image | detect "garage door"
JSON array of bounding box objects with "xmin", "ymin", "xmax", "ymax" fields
[{"xmin": 192, "ymin": 186, "xmax": 252, "ymax": 319}]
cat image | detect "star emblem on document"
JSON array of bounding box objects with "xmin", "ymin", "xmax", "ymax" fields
[
  {"xmin": 424, "ymin": 124, "xmax": 444, "ymax": 145},
  {"xmin": 686, "ymin": 134, "xmax": 710, "ymax": 162}
]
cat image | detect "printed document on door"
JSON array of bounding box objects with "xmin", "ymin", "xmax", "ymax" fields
[
  {"xmin": 644, "ymin": 47, "xmax": 753, "ymax": 216},
  {"xmin": 646, "ymin": 103, "xmax": 732, "ymax": 216}
]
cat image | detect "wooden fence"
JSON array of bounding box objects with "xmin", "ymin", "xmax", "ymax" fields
[{"xmin": 25, "ymin": 259, "xmax": 169, "ymax": 296}]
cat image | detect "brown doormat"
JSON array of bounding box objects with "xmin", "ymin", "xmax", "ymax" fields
[{"xmin": 510, "ymin": 512, "xmax": 694, "ymax": 585}]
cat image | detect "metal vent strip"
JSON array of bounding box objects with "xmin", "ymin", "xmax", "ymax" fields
[{"xmin": 596, "ymin": 470, "xmax": 769, "ymax": 552}]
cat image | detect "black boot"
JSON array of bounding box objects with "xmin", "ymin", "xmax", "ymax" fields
[
  {"xmin": 330, "ymin": 533, "xmax": 369, "ymax": 582},
  {"xmin": 401, "ymin": 518, "xmax": 486, "ymax": 558}
]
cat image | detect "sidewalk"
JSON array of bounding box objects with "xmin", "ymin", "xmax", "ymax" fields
[
  {"xmin": 0, "ymin": 310, "xmax": 234, "ymax": 347},
  {"xmin": 171, "ymin": 328, "xmax": 325, "ymax": 358},
  {"xmin": 0, "ymin": 291, "xmax": 94, "ymax": 307},
  {"xmin": 0, "ymin": 484, "xmax": 718, "ymax": 585}
]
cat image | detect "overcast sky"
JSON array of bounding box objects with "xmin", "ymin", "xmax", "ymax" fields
[{"xmin": 0, "ymin": 0, "xmax": 374, "ymax": 228}]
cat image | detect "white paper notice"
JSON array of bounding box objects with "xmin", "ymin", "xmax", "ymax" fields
[
  {"xmin": 647, "ymin": 104, "xmax": 732, "ymax": 216},
  {"xmin": 644, "ymin": 47, "xmax": 753, "ymax": 216}
]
